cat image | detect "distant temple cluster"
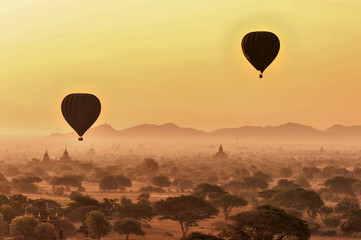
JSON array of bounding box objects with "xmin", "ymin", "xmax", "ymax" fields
[{"xmin": 42, "ymin": 148, "xmax": 73, "ymax": 164}]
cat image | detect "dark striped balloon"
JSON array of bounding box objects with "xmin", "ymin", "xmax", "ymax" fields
[
  {"xmin": 61, "ymin": 93, "xmax": 101, "ymax": 141},
  {"xmin": 241, "ymin": 31, "xmax": 280, "ymax": 78}
]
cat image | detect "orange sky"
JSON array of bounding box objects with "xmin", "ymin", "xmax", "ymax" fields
[{"xmin": 1, "ymin": 0, "xmax": 361, "ymax": 135}]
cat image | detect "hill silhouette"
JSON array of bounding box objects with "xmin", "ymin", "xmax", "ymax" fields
[{"xmin": 48, "ymin": 122, "xmax": 361, "ymax": 144}]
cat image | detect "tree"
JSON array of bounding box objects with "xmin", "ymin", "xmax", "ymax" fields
[
  {"xmin": 154, "ymin": 195, "xmax": 218, "ymax": 238},
  {"xmin": 243, "ymin": 176, "xmax": 269, "ymax": 192},
  {"xmin": 35, "ymin": 222, "xmax": 56, "ymax": 240},
  {"xmin": 121, "ymin": 195, "xmax": 133, "ymax": 205},
  {"xmin": 0, "ymin": 204, "xmax": 17, "ymax": 223},
  {"xmin": 322, "ymin": 215, "xmax": 341, "ymax": 228},
  {"xmin": 230, "ymin": 205, "xmax": 310, "ymax": 240},
  {"xmin": 303, "ymin": 167, "xmax": 320, "ymax": 181},
  {"xmin": 211, "ymin": 194, "xmax": 248, "ymax": 220},
  {"xmin": 11, "ymin": 177, "xmax": 41, "ymax": 193},
  {"xmin": 253, "ymin": 171, "xmax": 273, "ymax": 182},
  {"xmin": 341, "ymin": 209, "xmax": 361, "ymax": 234},
  {"xmin": 9, "ymin": 194, "xmax": 30, "ymax": 212},
  {"xmin": 102, "ymin": 198, "xmax": 119, "ymax": 211},
  {"xmin": 141, "ymin": 158, "xmax": 159, "ymax": 179},
  {"xmin": 269, "ymin": 188, "xmax": 324, "ymax": 219},
  {"xmin": 68, "ymin": 193, "xmax": 100, "ymax": 209},
  {"xmin": 115, "ymin": 175, "xmax": 132, "ymax": 189},
  {"xmin": 192, "ymin": 184, "xmax": 227, "ymax": 200},
  {"xmin": 67, "ymin": 206, "xmax": 102, "ymax": 223},
  {"xmin": 258, "ymin": 189, "xmax": 281, "ymax": 200},
  {"xmin": 334, "ymin": 198, "xmax": 359, "ymax": 217},
  {"xmin": 275, "ymin": 179, "xmax": 300, "ymax": 190},
  {"xmin": 99, "ymin": 175, "xmax": 118, "ymax": 191},
  {"xmin": 118, "ymin": 203, "xmax": 153, "ymax": 221},
  {"xmin": 295, "ymin": 175, "xmax": 311, "ymax": 188},
  {"xmin": 50, "ymin": 176, "xmax": 82, "ymax": 190},
  {"xmin": 325, "ymin": 176, "xmax": 356, "ymax": 197},
  {"xmin": 152, "ymin": 176, "xmax": 171, "ymax": 188},
  {"xmin": 318, "ymin": 205, "xmax": 333, "ymax": 219},
  {"xmin": 177, "ymin": 179, "xmax": 194, "ymax": 190},
  {"xmin": 114, "ymin": 218, "xmax": 145, "ymax": 240},
  {"xmin": 222, "ymin": 181, "xmax": 246, "ymax": 194},
  {"xmin": 86, "ymin": 211, "xmax": 112, "ymax": 240},
  {"xmin": 280, "ymin": 167, "xmax": 293, "ymax": 179},
  {"xmin": 9, "ymin": 214, "xmax": 39, "ymax": 239},
  {"xmin": 351, "ymin": 180, "xmax": 361, "ymax": 194}
]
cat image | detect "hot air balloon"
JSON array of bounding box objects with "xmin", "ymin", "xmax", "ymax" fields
[
  {"xmin": 61, "ymin": 93, "xmax": 101, "ymax": 141},
  {"xmin": 241, "ymin": 31, "xmax": 280, "ymax": 78}
]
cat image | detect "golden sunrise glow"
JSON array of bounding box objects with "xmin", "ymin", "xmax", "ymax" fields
[{"xmin": 1, "ymin": 0, "xmax": 361, "ymax": 134}]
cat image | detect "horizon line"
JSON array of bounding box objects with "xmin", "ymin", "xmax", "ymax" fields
[{"xmin": 0, "ymin": 121, "xmax": 357, "ymax": 138}]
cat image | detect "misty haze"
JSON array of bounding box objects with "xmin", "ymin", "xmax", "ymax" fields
[{"xmin": 1, "ymin": 1, "xmax": 361, "ymax": 240}]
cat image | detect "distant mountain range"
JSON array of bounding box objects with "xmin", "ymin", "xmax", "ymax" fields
[{"xmin": 49, "ymin": 122, "xmax": 361, "ymax": 144}]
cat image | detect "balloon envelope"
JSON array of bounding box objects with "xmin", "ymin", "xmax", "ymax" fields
[
  {"xmin": 61, "ymin": 93, "xmax": 101, "ymax": 141},
  {"xmin": 241, "ymin": 31, "xmax": 280, "ymax": 78}
]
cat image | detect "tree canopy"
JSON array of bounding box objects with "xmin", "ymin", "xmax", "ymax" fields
[
  {"xmin": 192, "ymin": 183, "xmax": 227, "ymax": 200},
  {"xmin": 230, "ymin": 205, "xmax": 310, "ymax": 240},
  {"xmin": 152, "ymin": 176, "xmax": 171, "ymax": 188},
  {"xmin": 211, "ymin": 194, "xmax": 248, "ymax": 220},
  {"xmin": 268, "ymin": 188, "xmax": 324, "ymax": 219},
  {"xmin": 114, "ymin": 218, "xmax": 145, "ymax": 240},
  {"xmin": 324, "ymin": 176, "xmax": 356, "ymax": 197},
  {"xmin": 86, "ymin": 210, "xmax": 112, "ymax": 240},
  {"xmin": 118, "ymin": 203, "xmax": 153, "ymax": 221},
  {"xmin": 341, "ymin": 209, "xmax": 361, "ymax": 233},
  {"xmin": 99, "ymin": 175, "xmax": 118, "ymax": 191},
  {"xmin": 35, "ymin": 222, "xmax": 56, "ymax": 240},
  {"xmin": 154, "ymin": 195, "xmax": 218, "ymax": 238},
  {"xmin": 9, "ymin": 214, "xmax": 39, "ymax": 239},
  {"xmin": 243, "ymin": 176, "xmax": 269, "ymax": 191}
]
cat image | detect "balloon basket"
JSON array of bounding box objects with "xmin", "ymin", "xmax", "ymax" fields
[{"xmin": 78, "ymin": 137, "xmax": 83, "ymax": 141}]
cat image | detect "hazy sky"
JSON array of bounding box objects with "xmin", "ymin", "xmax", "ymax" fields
[{"xmin": 1, "ymin": 0, "xmax": 361, "ymax": 135}]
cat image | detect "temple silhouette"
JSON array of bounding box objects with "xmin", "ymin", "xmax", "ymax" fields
[
  {"xmin": 213, "ymin": 144, "xmax": 228, "ymax": 160},
  {"xmin": 34, "ymin": 199, "xmax": 67, "ymax": 240},
  {"xmin": 41, "ymin": 148, "xmax": 73, "ymax": 164}
]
